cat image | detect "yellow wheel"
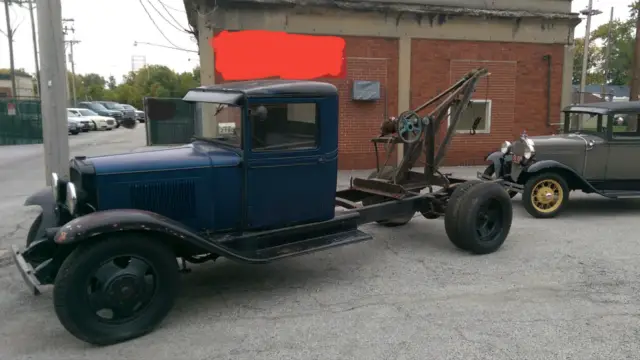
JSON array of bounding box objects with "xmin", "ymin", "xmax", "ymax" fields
[{"xmin": 523, "ymin": 173, "xmax": 569, "ymax": 218}]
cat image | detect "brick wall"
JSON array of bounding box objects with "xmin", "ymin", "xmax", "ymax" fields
[
  {"xmin": 211, "ymin": 32, "xmax": 563, "ymax": 169},
  {"xmin": 411, "ymin": 39, "xmax": 565, "ymax": 166}
]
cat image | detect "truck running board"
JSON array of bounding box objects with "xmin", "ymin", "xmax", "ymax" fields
[{"xmin": 247, "ymin": 229, "xmax": 372, "ymax": 262}]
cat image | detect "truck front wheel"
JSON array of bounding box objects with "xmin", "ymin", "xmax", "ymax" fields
[{"xmin": 53, "ymin": 234, "xmax": 179, "ymax": 346}]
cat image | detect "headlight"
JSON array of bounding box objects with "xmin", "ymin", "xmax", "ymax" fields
[
  {"xmin": 523, "ymin": 138, "xmax": 535, "ymax": 159},
  {"xmin": 51, "ymin": 173, "xmax": 59, "ymax": 201},
  {"xmin": 66, "ymin": 182, "xmax": 77, "ymax": 215},
  {"xmin": 500, "ymin": 141, "xmax": 511, "ymax": 154}
]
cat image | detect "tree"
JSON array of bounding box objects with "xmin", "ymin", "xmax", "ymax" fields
[
  {"xmin": 591, "ymin": 19, "xmax": 635, "ymax": 85},
  {"xmin": 107, "ymin": 76, "xmax": 117, "ymax": 90},
  {"xmin": 572, "ymin": 38, "xmax": 602, "ymax": 84},
  {"xmin": 0, "ymin": 68, "xmax": 32, "ymax": 78}
]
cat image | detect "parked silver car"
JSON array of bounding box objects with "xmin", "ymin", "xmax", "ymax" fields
[{"xmin": 479, "ymin": 101, "xmax": 640, "ymax": 218}]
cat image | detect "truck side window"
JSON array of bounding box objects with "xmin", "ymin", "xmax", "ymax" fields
[{"xmin": 250, "ymin": 103, "xmax": 318, "ymax": 151}]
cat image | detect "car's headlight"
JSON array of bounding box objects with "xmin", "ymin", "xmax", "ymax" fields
[
  {"xmin": 523, "ymin": 138, "xmax": 535, "ymax": 159},
  {"xmin": 51, "ymin": 173, "xmax": 59, "ymax": 201},
  {"xmin": 66, "ymin": 182, "xmax": 77, "ymax": 215},
  {"xmin": 500, "ymin": 141, "xmax": 511, "ymax": 154}
]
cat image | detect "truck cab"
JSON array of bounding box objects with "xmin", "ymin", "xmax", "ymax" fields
[{"xmin": 187, "ymin": 81, "xmax": 339, "ymax": 230}]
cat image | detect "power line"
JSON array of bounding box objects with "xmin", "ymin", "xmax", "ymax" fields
[
  {"xmin": 158, "ymin": 0, "xmax": 185, "ymax": 13},
  {"xmin": 138, "ymin": 0, "xmax": 184, "ymax": 50},
  {"xmin": 157, "ymin": 0, "xmax": 194, "ymax": 35},
  {"xmin": 147, "ymin": 0, "xmax": 189, "ymax": 34}
]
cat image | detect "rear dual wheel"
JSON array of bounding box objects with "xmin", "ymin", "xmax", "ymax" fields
[{"xmin": 444, "ymin": 181, "xmax": 513, "ymax": 254}]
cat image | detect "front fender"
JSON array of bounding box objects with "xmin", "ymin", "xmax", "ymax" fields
[
  {"xmin": 518, "ymin": 160, "xmax": 596, "ymax": 191},
  {"xmin": 485, "ymin": 151, "xmax": 507, "ymax": 177},
  {"xmin": 23, "ymin": 188, "xmax": 58, "ymax": 241},
  {"xmin": 53, "ymin": 209, "xmax": 254, "ymax": 263}
]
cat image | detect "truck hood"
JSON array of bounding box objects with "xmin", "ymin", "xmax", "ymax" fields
[{"xmin": 88, "ymin": 143, "xmax": 241, "ymax": 174}]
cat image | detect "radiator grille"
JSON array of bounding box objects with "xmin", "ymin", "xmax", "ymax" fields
[{"xmin": 130, "ymin": 180, "xmax": 196, "ymax": 219}]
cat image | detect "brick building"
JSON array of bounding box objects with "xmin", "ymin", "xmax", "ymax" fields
[{"xmin": 184, "ymin": 0, "xmax": 580, "ymax": 169}]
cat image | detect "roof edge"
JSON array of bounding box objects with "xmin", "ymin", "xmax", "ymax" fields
[{"xmin": 191, "ymin": 0, "xmax": 580, "ymax": 22}]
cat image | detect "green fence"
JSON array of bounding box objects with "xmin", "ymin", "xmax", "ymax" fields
[
  {"xmin": 144, "ymin": 97, "xmax": 197, "ymax": 145},
  {"xmin": 0, "ymin": 98, "xmax": 43, "ymax": 145}
]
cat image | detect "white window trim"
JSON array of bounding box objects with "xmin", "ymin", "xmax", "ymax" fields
[{"xmin": 447, "ymin": 99, "xmax": 492, "ymax": 134}]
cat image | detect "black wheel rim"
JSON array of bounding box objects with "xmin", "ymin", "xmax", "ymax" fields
[
  {"xmin": 86, "ymin": 255, "xmax": 157, "ymax": 324},
  {"xmin": 475, "ymin": 199, "xmax": 503, "ymax": 242}
]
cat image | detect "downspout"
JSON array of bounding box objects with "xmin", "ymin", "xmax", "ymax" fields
[{"xmin": 543, "ymin": 54, "xmax": 552, "ymax": 127}]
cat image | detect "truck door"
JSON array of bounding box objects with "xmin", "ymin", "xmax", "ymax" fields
[{"xmin": 244, "ymin": 97, "xmax": 338, "ymax": 230}]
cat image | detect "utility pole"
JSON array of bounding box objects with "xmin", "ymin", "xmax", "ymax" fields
[
  {"xmin": 631, "ymin": 10, "xmax": 640, "ymax": 102},
  {"xmin": 36, "ymin": 0, "xmax": 69, "ymax": 183},
  {"xmin": 578, "ymin": 1, "xmax": 602, "ymax": 105},
  {"xmin": 3, "ymin": 0, "xmax": 17, "ymax": 98},
  {"xmin": 27, "ymin": 0, "xmax": 41, "ymax": 97},
  {"xmin": 601, "ymin": 7, "xmax": 614, "ymax": 100},
  {"xmin": 62, "ymin": 19, "xmax": 78, "ymax": 106}
]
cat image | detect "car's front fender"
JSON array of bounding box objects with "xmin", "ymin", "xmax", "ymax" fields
[
  {"xmin": 517, "ymin": 159, "xmax": 598, "ymax": 192},
  {"xmin": 485, "ymin": 151, "xmax": 509, "ymax": 177},
  {"xmin": 24, "ymin": 188, "xmax": 58, "ymax": 241}
]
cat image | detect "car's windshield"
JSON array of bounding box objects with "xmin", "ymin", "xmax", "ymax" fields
[
  {"xmin": 78, "ymin": 109, "xmax": 97, "ymax": 116},
  {"xmin": 122, "ymin": 104, "xmax": 135, "ymax": 110},
  {"xmin": 67, "ymin": 110, "xmax": 76, "ymax": 118},
  {"xmin": 89, "ymin": 103, "xmax": 107, "ymax": 111},
  {"xmin": 564, "ymin": 112, "xmax": 608, "ymax": 135},
  {"xmin": 193, "ymin": 104, "xmax": 242, "ymax": 148},
  {"xmin": 102, "ymin": 102, "xmax": 120, "ymax": 110}
]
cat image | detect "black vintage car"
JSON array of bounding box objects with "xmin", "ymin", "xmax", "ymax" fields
[{"xmin": 480, "ymin": 101, "xmax": 640, "ymax": 218}]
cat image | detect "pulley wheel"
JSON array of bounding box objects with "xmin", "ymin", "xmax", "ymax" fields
[{"xmin": 396, "ymin": 110, "xmax": 423, "ymax": 144}]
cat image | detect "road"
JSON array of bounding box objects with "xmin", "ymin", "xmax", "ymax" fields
[{"xmin": 1, "ymin": 130, "xmax": 640, "ymax": 359}]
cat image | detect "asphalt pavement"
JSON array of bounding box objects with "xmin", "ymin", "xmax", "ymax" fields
[{"xmin": 1, "ymin": 129, "xmax": 640, "ymax": 359}]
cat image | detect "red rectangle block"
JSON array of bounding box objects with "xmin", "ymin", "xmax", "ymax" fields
[{"xmin": 212, "ymin": 30, "xmax": 346, "ymax": 81}]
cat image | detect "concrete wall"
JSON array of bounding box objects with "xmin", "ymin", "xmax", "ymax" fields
[{"xmin": 194, "ymin": 3, "xmax": 578, "ymax": 168}]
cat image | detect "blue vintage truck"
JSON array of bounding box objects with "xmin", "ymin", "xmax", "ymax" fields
[{"xmin": 11, "ymin": 68, "xmax": 513, "ymax": 345}]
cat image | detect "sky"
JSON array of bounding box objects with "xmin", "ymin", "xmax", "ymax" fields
[
  {"xmin": 0, "ymin": 0, "xmax": 635, "ymax": 82},
  {"xmin": 0, "ymin": 0, "xmax": 197, "ymax": 82}
]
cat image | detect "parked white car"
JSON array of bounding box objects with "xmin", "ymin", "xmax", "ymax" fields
[
  {"xmin": 67, "ymin": 107, "xmax": 117, "ymax": 130},
  {"xmin": 67, "ymin": 110, "xmax": 92, "ymax": 132}
]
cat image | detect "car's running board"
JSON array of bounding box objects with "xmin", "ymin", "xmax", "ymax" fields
[
  {"xmin": 247, "ymin": 229, "xmax": 373, "ymax": 262},
  {"xmin": 599, "ymin": 190, "xmax": 640, "ymax": 199}
]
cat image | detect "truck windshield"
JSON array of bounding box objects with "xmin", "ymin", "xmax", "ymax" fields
[{"xmin": 193, "ymin": 104, "xmax": 242, "ymax": 148}]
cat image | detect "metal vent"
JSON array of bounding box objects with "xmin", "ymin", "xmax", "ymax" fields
[{"xmin": 130, "ymin": 180, "xmax": 196, "ymax": 220}]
